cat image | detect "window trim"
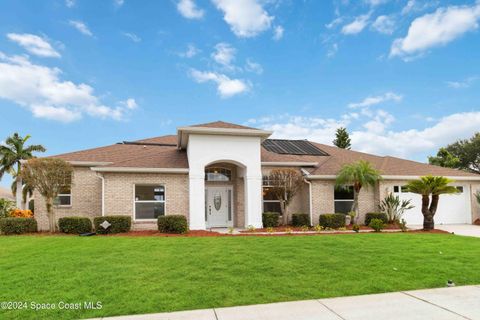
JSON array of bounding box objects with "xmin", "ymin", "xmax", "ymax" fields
[
  {"xmin": 133, "ymin": 184, "xmax": 167, "ymax": 221},
  {"xmin": 262, "ymin": 185, "xmax": 283, "ymax": 214},
  {"xmin": 334, "ymin": 186, "xmax": 355, "ymax": 214},
  {"xmin": 56, "ymin": 188, "xmax": 72, "ymax": 208}
]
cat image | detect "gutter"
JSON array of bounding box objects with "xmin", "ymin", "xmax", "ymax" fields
[
  {"xmin": 305, "ymin": 174, "xmax": 480, "ymax": 181},
  {"xmin": 91, "ymin": 167, "xmax": 189, "ymax": 173},
  {"xmin": 95, "ymin": 173, "xmax": 105, "ymax": 216},
  {"xmin": 301, "ymin": 169, "xmax": 313, "ymax": 226}
]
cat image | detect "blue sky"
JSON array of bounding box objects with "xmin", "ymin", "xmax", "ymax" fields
[{"xmin": 1, "ymin": 0, "xmax": 480, "ymax": 188}]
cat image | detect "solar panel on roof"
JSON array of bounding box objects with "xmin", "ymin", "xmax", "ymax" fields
[{"xmin": 262, "ymin": 139, "xmax": 328, "ymax": 156}]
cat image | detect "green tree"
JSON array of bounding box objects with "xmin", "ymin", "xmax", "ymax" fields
[
  {"xmin": 333, "ymin": 127, "xmax": 352, "ymax": 149},
  {"xmin": 0, "ymin": 133, "xmax": 46, "ymax": 209},
  {"xmin": 428, "ymin": 148, "xmax": 460, "ymax": 168},
  {"xmin": 336, "ymin": 160, "xmax": 382, "ymax": 224},
  {"xmin": 429, "ymin": 133, "xmax": 480, "ymax": 174},
  {"xmin": 21, "ymin": 158, "xmax": 73, "ymax": 232},
  {"xmin": 405, "ymin": 176, "xmax": 459, "ymax": 230}
]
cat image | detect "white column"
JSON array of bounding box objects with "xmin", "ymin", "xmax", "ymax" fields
[
  {"xmin": 189, "ymin": 175, "xmax": 206, "ymax": 230},
  {"xmin": 244, "ymin": 174, "xmax": 263, "ymax": 228}
]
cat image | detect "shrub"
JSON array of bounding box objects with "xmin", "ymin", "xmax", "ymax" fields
[
  {"xmin": 352, "ymin": 224, "xmax": 360, "ymax": 233},
  {"xmin": 291, "ymin": 213, "xmax": 310, "ymax": 227},
  {"xmin": 262, "ymin": 212, "xmax": 280, "ymax": 228},
  {"xmin": 369, "ymin": 218, "xmax": 384, "ymax": 232},
  {"xmin": 399, "ymin": 219, "xmax": 408, "ymax": 232},
  {"xmin": 0, "ymin": 199, "xmax": 15, "ymax": 218},
  {"xmin": 94, "ymin": 216, "xmax": 131, "ymax": 234},
  {"xmin": 319, "ymin": 213, "xmax": 346, "ymax": 229},
  {"xmin": 158, "ymin": 215, "xmax": 188, "ymax": 234},
  {"xmin": 9, "ymin": 209, "xmax": 34, "ymax": 218},
  {"xmin": 365, "ymin": 212, "xmax": 388, "ymax": 226},
  {"xmin": 58, "ymin": 217, "xmax": 92, "ymax": 234},
  {"xmin": 0, "ymin": 218, "xmax": 37, "ymax": 235}
]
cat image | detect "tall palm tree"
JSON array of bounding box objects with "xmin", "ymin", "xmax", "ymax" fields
[
  {"xmin": 0, "ymin": 133, "xmax": 46, "ymax": 209},
  {"xmin": 405, "ymin": 176, "xmax": 459, "ymax": 230},
  {"xmin": 335, "ymin": 160, "xmax": 382, "ymax": 224}
]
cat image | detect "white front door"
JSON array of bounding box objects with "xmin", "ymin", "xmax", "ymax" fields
[{"xmin": 206, "ymin": 186, "xmax": 233, "ymax": 228}]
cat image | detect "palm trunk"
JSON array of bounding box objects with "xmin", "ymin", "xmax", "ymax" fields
[
  {"xmin": 46, "ymin": 198, "xmax": 55, "ymax": 232},
  {"xmin": 353, "ymin": 191, "xmax": 359, "ymax": 224},
  {"xmin": 421, "ymin": 195, "xmax": 434, "ymax": 231},
  {"xmin": 16, "ymin": 177, "xmax": 23, "ymax": 210}
]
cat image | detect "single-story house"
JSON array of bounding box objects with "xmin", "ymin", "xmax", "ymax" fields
[{"xmin": 34, "ymin": 121, "xmax": 480, "ymax": 230}]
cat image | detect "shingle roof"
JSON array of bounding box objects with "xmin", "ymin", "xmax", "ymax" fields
[
  {"xmin": 188, "ymin": 121, "xmax": 259, "ymax": 130},
  {"xmin": 48, "ymin": 122, "xmax": 479, "ymax": 177}
]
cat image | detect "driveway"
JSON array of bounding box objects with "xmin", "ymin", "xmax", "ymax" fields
[
  {"xmin": 436, "ymin": 224, "xmax": 480, "ymax": 237},
  {"xmin": 95, "ymin": 285, "xmax": 480, "ymax": 320}
]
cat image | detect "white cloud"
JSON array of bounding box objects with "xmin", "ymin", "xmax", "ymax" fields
[
  {"xmin": 0, "ymin": 52, "xmax": 134, "ymax": 122},
  {"xmin": 211, "ymin": 42, "xmax": 236, "ymax": 70},
  {"xmin": 273, "ymin": 25, "xmax": 284, "ymax": 40},
  {"xmin": 372, "ymin": 15, "xmax": 395, "ymax": 35},
  {"xmin": 348, "ymin": 92, "xmax": 402, "ymax": 108},
  {"xmin": 391, "ymin": 3, "xmax": 480, "ymax": 59},
  {"xmin": 179, "ymin": 44, "xmax": 200, "ymax": 58},
  {"xmin": 327, "ymin": 43, "xmax": 339, "ymax": 58},
  {"xmin": 123, "ymin": 32, "xmax": 141, "ymax": 42},
  {"xmin": 249, "ymin": 111, "xmax": 480, "ymax": 159},
  {"xmin": 401, "ymin": 0, "xmax": 439, "ymax": 15},
  {"xmin": 69, "ymin": 20, "xmax": 93, "ymax": 37},
  {"xmin": 212, "ymin": 0, "xmax": 274, "ymax": 37},
  {"xmin": 341, "ymin": 13, "xmax": 371, "ymax": 35},
  {"xmin": 7, "ymin": 33, "xmax": 61, "ymax": 58},
  {"xmin": 121, "ymin": 98, "xmax": 138, "ymax": 110},
  {"xmin": 114, "ymin": 0, "xmax": 124, "ymax": 7},
  {"xmin": 245, "ymin": 59, "xmax": 263, "ymax": 74},
  {"xmin": 326, "ymin": 17, "xmax": 343, "ymax": 29},
  {"xmin": 446, "ymin": 76, "xmax": 478, "ymax": 89},
  {"xmin": 177, "ymin": 0, "xmax": 204, "ymax": 19},
  {"xmin": 65, "ymin": 0, "xmax": 75, "ymax": 8},
  {"xmin": 365, "ymin": 0, "xmax": 388, "ymax": 6},
  {"xmin": 189, "ymin": 69, "xmax": 249, "ymax": 98}
]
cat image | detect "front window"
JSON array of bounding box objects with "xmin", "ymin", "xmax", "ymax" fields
[
  {"xmin": 55, "ymin": 186, "xmax": 71, "ymax": 206},
  {"xmin": 334, "ymin": 186, "xmax": 354, "ymax": 214},
  {"xmin": 205, "ymin": 167, "xmax": 232, "ymax": 182},
  {"xmin": 135, "ymin": 185, "xmax": 165, "ymax": 220},
  {"xmin": 263, "ymin": 186, "xmax": 282, "ymax": 213}
]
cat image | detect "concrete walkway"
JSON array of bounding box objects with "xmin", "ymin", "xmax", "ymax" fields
[
  {"xmin": 436, "ymin": 224, "xmax": 480, "ymax": 238},
  {"xmin": 95, "ymin": 285, "xmax": 480, "ymax": 320}
]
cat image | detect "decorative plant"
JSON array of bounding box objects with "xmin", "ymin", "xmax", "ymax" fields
[
  {"xmin": 380, "ymin": 192, "xmax": 414, "ymax": 223},
  {"xmin": 399, "ymin": 219, "xmax": 408, "ymax": 232},
  {"xmin": 301, "ymin": 225, "xmax": 310, "ymax": 232},
  {"xmin": 352, "ymin": 224, "xmax": 360, "ymax": 233},
  {"xmin": 369, "ymin": 218, "xmax": 384, "ymax": 232},
  {"xmin": 267, "ymin": 168, "xmax": 305, "ymax": 225},
  {"xmin": 0, "ymin": 198, "xmax": 15, "ymax": 218},
  {"xmin": 266, "ymin": 227, "xmax": 274, "ymax": 234},
  {"xmin": 227, "ymin": 226, "xmax": 234, "ymax": 234},
  {"xmin": 246, "ymin": 225, "xmax": 256, "ymax": 232},
  {"xmin": 336, "ymin": 160, "xmax": 382, "ymax": 224},
  {"xmin": 9, "ymin": 209, "xmax": 34, "ymax": 218},
  {"xmin": 404, "ymin": 176, "xmax": 459, "ymax": 230},
  {"xmin": 0, "ymin": 133, "xmax": 46, "ymax": 209},
  {"xmin": 314, "ymin": 224, "xmax": 323, "ymax": 232},
  {"xmin": 21, "ymin": 158, "xmax": 73, "ymax": 232}
]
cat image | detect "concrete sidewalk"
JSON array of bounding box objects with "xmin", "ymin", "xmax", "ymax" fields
[{"xmin": 95, "ymin": 285, "xmax": 480, "ymax": 320}]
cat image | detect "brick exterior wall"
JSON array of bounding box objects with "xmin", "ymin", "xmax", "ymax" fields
[{"xmin": 34, "ymin": 167, "xmax": 102, "ymax": 231}]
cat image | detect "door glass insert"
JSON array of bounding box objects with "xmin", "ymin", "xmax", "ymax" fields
[{"xmin": 214, "ymin": 192, "xmax": 222, "ymax": 211}]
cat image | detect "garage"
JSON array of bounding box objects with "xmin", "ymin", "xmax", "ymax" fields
[{"xmin": 393, "ymin": 184, "xmax": 472, "ymax": 225}]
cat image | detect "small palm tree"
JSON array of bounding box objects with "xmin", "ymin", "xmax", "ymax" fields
[
  {"xmin": 405, "ymin": 176, "xmax": 459, "ymax": 230},
  {"xmin": 336, "ymin": 160, "xmax": 382, "ymax": 224},
  {"xmin": 0, "ymin": 133, "xmax": 46, "ymax": 209}
]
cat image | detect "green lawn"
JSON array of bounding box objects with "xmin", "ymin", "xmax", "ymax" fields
[{"xmin": 1, "ymin": 233, "xmax": 480, "ymax": 319}]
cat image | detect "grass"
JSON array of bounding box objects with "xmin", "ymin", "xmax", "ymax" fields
[{"xmin": 1, "ymin": 233, "xmax": 480, "ymax": 319}]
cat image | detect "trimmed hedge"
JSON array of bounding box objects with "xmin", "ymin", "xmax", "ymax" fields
[
  {"xmin": 94, "ymin": 216, "xmax": 131, "ymax": 234},
  {"xmin": 365, "ymin": 212, "xmax": 388, "ymax": 226},
  {"xmin": 291, "ymin": 213, "xmax": 310, "ymax": 227},
  {"xmin": 0, "ymin": 218, "xmax": 37, "ymax": 235},
  {"xmin": 262, "ymin": 212, "xmax": 280, "ymax": 228},
  {"xmin": 58, "ymin": 217, "xmax": 92, "ymax": 234},
  {"xmin": 158, "ymin": 215, "xmax": 188, "ymax": 234},
  {"xmin": 319, "ymin": 213, "xmax": 346, "ymax": 229}
]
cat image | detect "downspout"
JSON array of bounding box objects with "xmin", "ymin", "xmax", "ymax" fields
[
  {"xmin": 301, "ymin": 169, "xmax": 313, "ymax": 226},
  {"xmin": 96, "ymin": 173, "xmax": 105, "ymax": 216}
]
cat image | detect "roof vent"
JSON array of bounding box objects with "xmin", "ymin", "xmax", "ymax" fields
[{"xmin": 262, "ymin": 139, "xmax": 328, "ymax": 156}]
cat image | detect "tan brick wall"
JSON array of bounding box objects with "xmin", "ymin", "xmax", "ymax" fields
[
  {"xmin": 34, "ymin": 167, "xmax": 102, "ymax": 231},
  {"xmin": 103, "ymin": 172, "xmax": 189, "ymax": 220}
]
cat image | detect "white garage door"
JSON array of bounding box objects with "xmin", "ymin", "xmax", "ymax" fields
[{"xmin": 393, "ymin": 185, "xmax": 472, "ymax": 225}]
